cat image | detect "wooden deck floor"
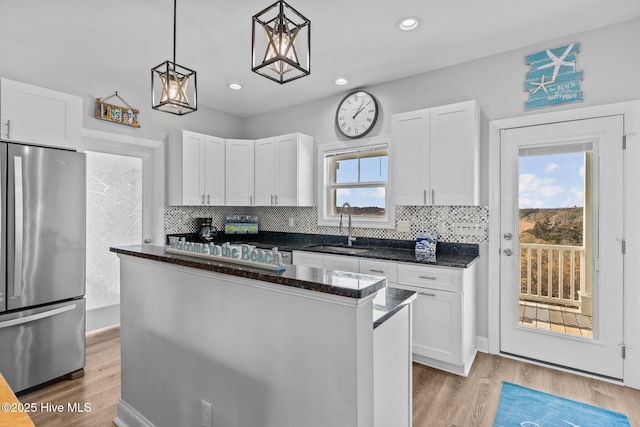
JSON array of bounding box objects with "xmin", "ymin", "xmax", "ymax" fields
[{"xmin": 518, "ymin": 300, "xmax": 593, "ymax": 337}]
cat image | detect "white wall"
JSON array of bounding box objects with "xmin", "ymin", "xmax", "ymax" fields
[
  {"xmin": 241, "ymin": 18, "xmax": 640, "ymax": 344},
  {"xmin": 0, "ymin": 67, "xmax": 243, "ymax": 143}
]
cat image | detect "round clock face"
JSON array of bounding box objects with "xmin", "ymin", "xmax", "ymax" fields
[{"xmin": 335, "ymin": 91, "xmax": 378, "ymax": 138}]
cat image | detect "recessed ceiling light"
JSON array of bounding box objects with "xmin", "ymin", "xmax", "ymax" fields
[
  {"xmin": 228, "ymin": 83, "xmax": 243, "ymax": 90},
  {"xmin": 334, "ymin": 78, "xmax": 349, "ymax": 86},
  {"xmin": 397, "ymin": 16, "xmax": 421, "ymax": 31}
]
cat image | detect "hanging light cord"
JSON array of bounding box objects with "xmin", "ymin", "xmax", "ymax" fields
[{"xmin": 172, "ymin": 0, "xmax": 177, "ymax": 66}]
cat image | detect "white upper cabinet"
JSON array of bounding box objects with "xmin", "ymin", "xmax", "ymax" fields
[
  {"xmin": 391, "ymin": 109, "xmax": 430, "ymax": 206},
  {"xmin": 429, "ymin": 101, "xmax": 479, "ymax": 206},
  {"xmin": 167, "ymin": 130, "xmax": 225, "ymax": 206},
  {"xmin": 225, "ymin": 139, "xmax": 255, "ymax": 206},
  {"xmin": 0, "ymin": 78, "xmax": 82, "ymax": 150},
  {"xmin": 254, "ymin": 133, "xmax": 314, "ymax": 207},
  {"xmin": 391, "ymin": 100, "xmax": 479, "ymax": 206},
  {"xmin": 254, "ymin": 136, "xmax": 278, "ymax": 206},
  {"xmin": 203, "ymin": 135, "xmax": 226, "ymax": 205}
]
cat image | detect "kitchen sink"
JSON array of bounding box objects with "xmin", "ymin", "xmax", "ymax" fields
[{"xmin": 303, "ymin": 245, "xmax": 372, "ymax": 255}]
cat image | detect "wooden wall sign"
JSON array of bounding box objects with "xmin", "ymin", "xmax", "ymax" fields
[
  {"xmin": 524, "ymin": 43, "xmax": 584, "ymax": 110},
  {"xmin": 95, "ymin": 92, "xmax": 140, "ymax": 127}
]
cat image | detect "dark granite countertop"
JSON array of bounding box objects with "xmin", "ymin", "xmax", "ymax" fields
[
  {"xmin": 373, "ymin": 287, "xmax": 417, "ymax": 329},
  {"xmin": 110, "ymin": 245, "xmax": 385, "ymax": 299},
  {"xmin": 168, "ymin": 231, "xmax": 479, "ymax": 268}
]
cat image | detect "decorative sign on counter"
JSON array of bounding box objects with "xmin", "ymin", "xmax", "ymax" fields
[
  {"xmin": 524, "ymin": 43, "xmax": 583, "ymax": 110},
  {"xmin": 95, "ymin": 91, "xmax": 140, "ymax": 127},
  {"xmin": 166, "ymin": 237, "xmax": 285, "ymax": 271}
]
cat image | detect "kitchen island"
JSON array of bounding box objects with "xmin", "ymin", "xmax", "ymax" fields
[{"xmin": 110, "ymin": 245, "xmax": 415, "ymax": 427}]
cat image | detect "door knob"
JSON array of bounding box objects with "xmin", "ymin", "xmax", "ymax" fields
[
  {"xmin": 504, "ymin": 249, "xmax": 513, "ymax": 256},
  {"xmin": 504, "ymin": 233, "xmax": 513, "ymax": 240},
  {"xmin": 144, "ymin": 239, "xmax": 152, "ymax": 244}
]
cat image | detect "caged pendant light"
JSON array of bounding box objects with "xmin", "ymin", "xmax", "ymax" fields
[
  {"xmin": 252, "ymin": 0, "xmax": 310, "ymax": 84},
  {"xmin": 151, "ymin": 0, "xmax": 197, "ymax": 115}
]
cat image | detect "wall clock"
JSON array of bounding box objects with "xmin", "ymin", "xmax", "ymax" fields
[{"xmin": 335, "ymin": 91, "xmax": 378, "ymax": 138}]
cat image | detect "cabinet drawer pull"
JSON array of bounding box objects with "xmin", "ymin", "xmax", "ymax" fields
[
  {"xmin": 419, "ymin": 292, "xmax": 436, "ymax": 297},
  {"xmin": 369, "ymin": 269, "xmax": 384, "ymax": 274},
  {"xmin": 418, "ymin": 275, "xmax": 437, "ymax": 280},
  {"xmin": 6, "ymin": 119, "xmax": 10, "ymax": 139}
]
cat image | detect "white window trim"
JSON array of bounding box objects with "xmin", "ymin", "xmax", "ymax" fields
[{"xmin": 317, "ymin": 135, "xmax": 394, "ymax": 229}]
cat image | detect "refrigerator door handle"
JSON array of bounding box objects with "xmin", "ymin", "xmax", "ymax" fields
[
  {"xmin": 0, "ymin": 304, "xmax": 77, "ymax": 329},
  {"xmin": 13, "ymin": 156, "xmax": 24, "ymax": 298}
]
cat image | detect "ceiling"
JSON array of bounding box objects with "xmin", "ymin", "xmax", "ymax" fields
[{"xmin": 2, "ymin": 0, "xmax": 640, "ymax": 118}]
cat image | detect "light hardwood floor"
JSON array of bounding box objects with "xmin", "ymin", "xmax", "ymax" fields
[{"xmin": 17, "ymin": 326, "xmax": 640, "ymax": 426}]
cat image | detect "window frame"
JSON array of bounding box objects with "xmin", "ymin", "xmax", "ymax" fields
[{"xmin": 317, "ymin": 135, "xmax": 394, "ymax": 229}]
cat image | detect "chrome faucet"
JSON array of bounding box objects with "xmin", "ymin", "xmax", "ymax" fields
[{"xmin": 339, "ymin": 202, "xmax": 357, "ymax": 246}]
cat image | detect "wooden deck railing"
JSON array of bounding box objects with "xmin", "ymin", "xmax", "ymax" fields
[{"xmin": 519, "ymin": 243, "xmax": 585, "ymax": 308}]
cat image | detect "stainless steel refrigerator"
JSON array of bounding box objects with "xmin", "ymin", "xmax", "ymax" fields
[{"xmin": 0, "ymin": 142, "xmax": 86, "ymax": 393}]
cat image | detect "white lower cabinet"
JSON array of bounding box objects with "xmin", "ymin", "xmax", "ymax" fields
[
  {"xmin": 292, "ymin": 251, "xmax": 324, "ymax": 269},
  {"xmin": 374, "ymin": 304, "xmax": 411, "ymax": 427},
  {"xmin": 323, "ymin": 254, "xmax": 360, "ymax": 273},
  {"xmin": 293, "ymin": 250, "xmax": 477, "ymax": 376},
  {"xmin": 395, "ymin": 263, "xmax": 476, "ymax": 376}
]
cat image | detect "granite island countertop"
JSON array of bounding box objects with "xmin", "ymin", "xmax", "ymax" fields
[{"xmin": 110, "ymin": 245, "xmax": 386, "ymax": 300}]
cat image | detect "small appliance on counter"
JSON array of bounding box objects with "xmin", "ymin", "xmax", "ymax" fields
[
  {"xmin": 197, "ymin": 218, "xmax": 217, "ymax": 242},
  {"xmin": 225, "ymin": 215, "xmax": 259, "ymax": 234}
]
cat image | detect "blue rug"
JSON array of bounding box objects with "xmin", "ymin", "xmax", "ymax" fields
[{"xmin": 494, "ymin": 382, "xmax": 631, "ymax": 427}]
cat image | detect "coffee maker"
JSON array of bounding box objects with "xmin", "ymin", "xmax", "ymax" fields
[{"xmin": 197, "ymin": 218, "xmax": 217, "ymax": 242}]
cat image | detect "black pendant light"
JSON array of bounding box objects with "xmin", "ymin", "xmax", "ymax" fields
[
  {"xmin": 151, "ymin": 0, "xmax": 197, "ymax": 115},
  {"xmin": 252, "ymin": 0, "xmax": 310, "ymax": 84}
]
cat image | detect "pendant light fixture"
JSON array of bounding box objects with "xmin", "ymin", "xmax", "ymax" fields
[
  {"xmin": 252, "ymin": 0, "xmax": 310, "ymax": 84},
  {"xmin": 151, "ymin": 0, "xmax": 197, "ymax": 115}
]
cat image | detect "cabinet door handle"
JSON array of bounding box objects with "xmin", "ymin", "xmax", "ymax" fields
[
  {"xmin": 250, "ymin": 195, "xmax": 253, "ymax": 205},
  {"xmin": 207, "ymin": 194, "xmax": 211, "ymax": 205},
  {"xmin": 201, "ymin": 194, "xmax": 205, "ymax": 205},
  {"xmin": 419, "ymin": 292, "xmax": 437, "ymax": 297},
  {"xmin": 418, "ymin": 275, "xmax": 437, "ymax": 280},
  {"xmin": 423, "ymin": 189, "xmax": 427, "ymax": 205},
  {"xmin": 271, "ymin": 195, "xmax": 274, "ymax": 205},
  {"xmin": 6, "ymin": 119, "xmax": 10, "ymax": 139},
  {"xmin": 369, "ymin": 269, "xmax": 385, "ymax": 274},
  {"xmin": 432, "ymin": 189, "xmax": 435, "ymax": 205},
  {"xmin": 275, "ymin": 194, "xmax": 278, "ymax": 205}
]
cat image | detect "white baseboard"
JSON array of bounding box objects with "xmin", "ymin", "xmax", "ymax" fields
[
  {"xmin": 475, "ymin": 336, "xmax": 489, "ymax": 353},
  {"xmin": 113, "ymin": 400, "xmax": 155, "ymax": 427},
  {"xmin": 86, "ymin": 304, "xmax": 120, "ymax": 332}
]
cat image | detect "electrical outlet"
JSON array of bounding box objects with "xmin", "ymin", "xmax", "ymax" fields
[
  {"xmin": 397, "ymin": 220, "xmax": 411, "ymax": 233},
  {"xmin": 454, "ymin": 222, "xmax": 485, "ymax": 236},
  {"xmin": 201, "ymin": 399, "xmax": 212, "ymax": 427},
  {"xmin": 288, "ymin": 217, "xmax": 295, "ymax": 227}
]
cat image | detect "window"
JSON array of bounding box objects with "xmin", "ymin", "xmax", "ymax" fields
[{"xmin": 318, "ymin": 137, "xmax": 393, "ymax": 228}]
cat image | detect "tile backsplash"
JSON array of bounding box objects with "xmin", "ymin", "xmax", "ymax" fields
[{"xmin": 165, "ymin": 205, "xmax": 489, "ymax": 244}]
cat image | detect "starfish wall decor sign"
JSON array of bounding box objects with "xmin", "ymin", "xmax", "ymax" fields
[{"xmin": 523, "ymin": 43, "xmax": 584, "ymax": 110}]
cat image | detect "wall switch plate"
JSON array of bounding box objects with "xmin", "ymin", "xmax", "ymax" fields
[
  {"xmin": 288, "ymin": 218, "xmax": 295, "ymax": 227},
  {"xmin": 397, "ymin": 220, "xmax": 411, "ymax": 233},
  {"xmin": 454, "ymin": 222, "xmax": 485, "ymax": 236},
  {"xmin": 201, "ymin": 399, "xmax": 212, "ymax": 427}
]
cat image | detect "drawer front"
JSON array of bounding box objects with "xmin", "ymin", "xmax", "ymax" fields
[
  {"xmin": 397, "ymin": 263, "xmax": 462, "ymax": 292},
  {"xmin": 292, "ymin": 251, "xmax": 324, "ymax": 269},
  {"xmin": 359, "ymin": 259, "xmax": 398, "ymax": 283},
  {"xmin": 323, "ymin": 254, "xmax": 360, "ymax": 273}
]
